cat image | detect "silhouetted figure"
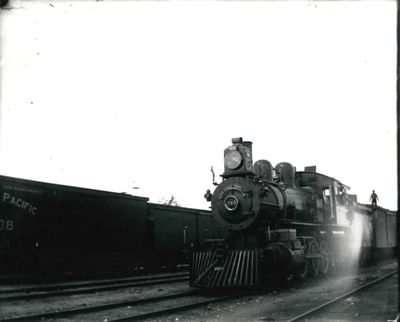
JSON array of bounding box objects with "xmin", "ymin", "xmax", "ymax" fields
[{"xmin": 370, "ymin": 190, "xmax": 379, "ymax": 206}]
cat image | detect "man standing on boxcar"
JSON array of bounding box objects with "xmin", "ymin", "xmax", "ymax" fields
[{"xmin": 370, "ymin": 190, "xmax": 379, "ymax": 206}]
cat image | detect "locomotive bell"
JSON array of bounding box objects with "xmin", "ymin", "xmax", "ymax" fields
[{"xmin": 222, "ymin": 137, "xmax": 253, "ymax": 178}]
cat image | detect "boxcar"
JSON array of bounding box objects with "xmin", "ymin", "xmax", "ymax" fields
[
  {"xmin": 148, "ymin": 203, "xmax": 219, "ymax": 270},
  {"xmin": 373, "ymin": 205, "xmax": 396, "ymax": 258},
  {"xmin": 0, "ymin": 175, "xmax": 150, "ymax": 275}
]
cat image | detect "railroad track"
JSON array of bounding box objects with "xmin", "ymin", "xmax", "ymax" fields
[
  {"xmin": 3, "ymin": 269, "xmax": 396, "ymax": 321},
  {"xmin": 0, "ymin": 272, "xmax": 188, "ymax": 302},
  {"xmin": 286, "ymin": 269, "xmax": 399, "ymax": 322},
  {"xmin": 111, "ymin": 292, "xmax": 247, "ymax": 322},
  {"xmin": 0, "ymin": 288, "xmax": 247, "ymax": 321},
  {"xmin": 1, "ymin": 289, "xmax": 195, "ymax": 321}
]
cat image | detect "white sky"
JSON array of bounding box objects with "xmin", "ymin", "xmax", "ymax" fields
[{"xmin": 0, "ymin": 1, "xmax": 397, "ymax": 210}]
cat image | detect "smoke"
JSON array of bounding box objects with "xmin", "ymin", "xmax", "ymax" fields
[{"xmin": 344, "ymin": 210, "xmax": 372, "ymax": 270}]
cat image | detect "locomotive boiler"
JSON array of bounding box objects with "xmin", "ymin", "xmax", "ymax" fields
[{"xmin": 190, "ymin": 137, "xmax": 373, "ymax": 289}]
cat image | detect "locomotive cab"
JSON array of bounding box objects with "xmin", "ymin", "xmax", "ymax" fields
[{"xmin": 295, "ymin": 171, "xmax": 353, "ymax": 225}]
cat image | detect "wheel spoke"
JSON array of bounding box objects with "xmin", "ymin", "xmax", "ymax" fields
[
  {"xmin": 319, "ymin": 240, "xmax": 331, "ymax": 275},
  {"xmin": 306, "ymin": 240, "xmax": 319, "ymax": 277}
]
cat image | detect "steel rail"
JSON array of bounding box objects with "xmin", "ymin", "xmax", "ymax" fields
[
  {"xmin": 0, "ymin": 290, "xmax": 198, "ymax": 322},
  {"xmin": 111, "ymin": 293, "xmax": 244, "ymax": 322},
  {"xmin": 0, "ymin": 272, "xmax": 188, "ymax": 294},
  {"xmin": 0, "ymin": 275, "xmax": 188, "ymax": 302},
  {"xmin": 286, "ymin": 269, "xmax": 398, "ymax": 322}
]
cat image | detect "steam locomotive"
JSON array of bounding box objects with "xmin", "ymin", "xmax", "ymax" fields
[{"xmin": 189, "ymin": 137, "xmax": 396, "ymax": 289}]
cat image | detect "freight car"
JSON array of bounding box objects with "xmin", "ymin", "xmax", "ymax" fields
[
  {"xmin": 355, "ymin": 203, "xmax": 397, "ymax": 263},
  {"xmin": 147, "ymin": 203, "xmax": 221, "ymax": 271},
  {"xmin": 0, "ymin": 175, "xmax": 218, "ymax": 277},
  {"xmin": 189, "ymin": 137, "xmax": 397, "ymax": 289}
]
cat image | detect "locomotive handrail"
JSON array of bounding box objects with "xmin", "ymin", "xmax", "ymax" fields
[
  {"xmin": 259, "ymin": 201, "xmax": 280, "ymax": 206},
  {"xmin": 277, "ymin": 220, "xmax": 349, "ymax": 229},
  {"xmin": 217, "ymin": 187, "xmax": 248, "ymax": 200}
]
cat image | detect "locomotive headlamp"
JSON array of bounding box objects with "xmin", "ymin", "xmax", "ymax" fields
[
  {"xmin": 224, "ymin": 195, "xmax": 239, "ymax": 211},
  {"xmin": 224, "ymin": 150, "xmax": 243, "ymax": 170}
]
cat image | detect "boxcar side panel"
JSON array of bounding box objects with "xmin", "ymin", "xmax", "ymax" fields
[
  {"xmin": 0, "ymin": 178, "xmax": 45, "ymax": 272},
  {"xmin": 0, "ymin": 175, "xmax": 150, "ymax": 275},
  {"xmin": 374, "ymin": 208, "xmax": 397, "ymax": 249},
  {"xmin": 385, "ymin": 211, "xmax": 397, "ymax": 247},
  {"xmin": 149, "ymin": 204, "xmax": 215, "ymax": 269},
  {"xmin": 150, "ymin": 205, "xmax": 195, "ymax": 257}
]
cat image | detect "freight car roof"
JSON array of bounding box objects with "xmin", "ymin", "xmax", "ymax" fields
[
  {"xmin": 357, "ymin": 202, "xmax": 397, "ymax": 215},
  {"xmin": 148, "ymin": 202, "xmax": 212, "ymax": 216},
  {"xmin": 0, "ymin": 174, "xmax": 149, "ymax": 201}
]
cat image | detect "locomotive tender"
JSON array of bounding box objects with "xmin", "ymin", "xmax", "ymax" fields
[{"xmin": 190, "ymin": 137, "xmax": 396, "ymax": 289}]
